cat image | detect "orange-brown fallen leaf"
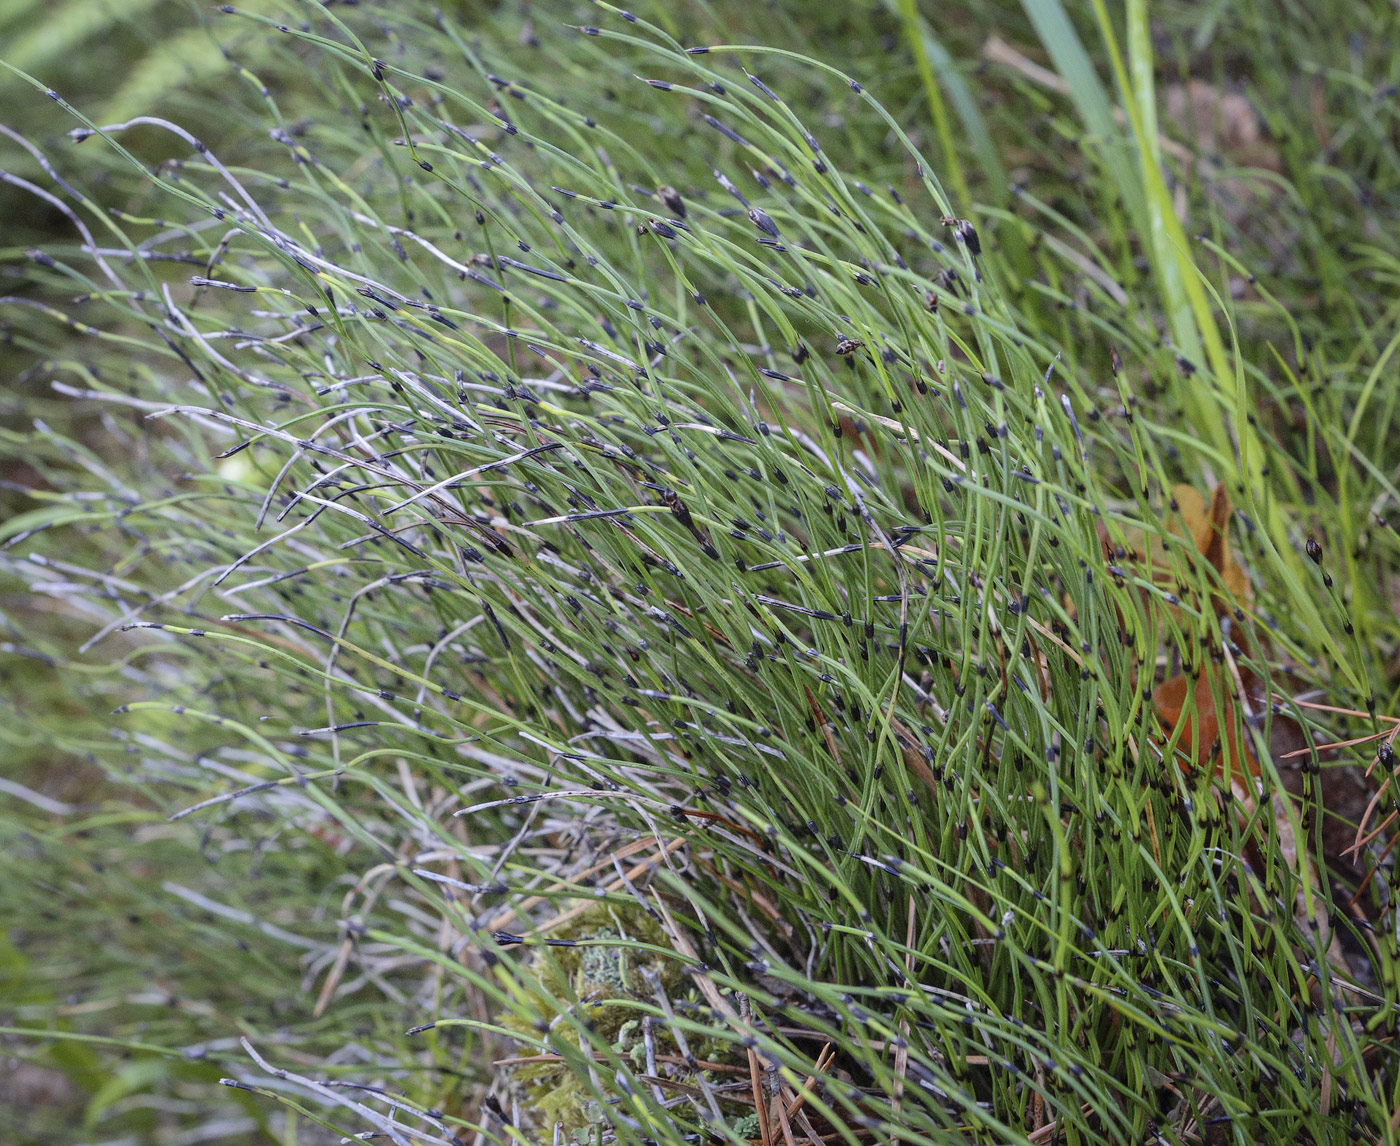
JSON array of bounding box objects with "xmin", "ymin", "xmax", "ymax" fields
[
  {"xmin": 1153, "ymin": 659, "xmax": 1260, "ymax": 779},
  {"xmin": 1111, "ymin": 487, "xmax": 1358, "ymax": 980},
  {"xmin": 1174, "ymin": 483, "xmax": 1251, "ymax": 608},
  {"xmin": 1097, "ymin": 482, "xmax": 1251, "ymax": 616},
  {"xmin": 1143, "ymin": 483, "xmax": 1259, "ymax": 778}
]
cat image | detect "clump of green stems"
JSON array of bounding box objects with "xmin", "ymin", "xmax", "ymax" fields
[{"xmin": 3, "ymin": 2, "xmax": 1399, "ymax": 1144}]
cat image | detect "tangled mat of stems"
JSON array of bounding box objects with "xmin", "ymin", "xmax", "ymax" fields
[{"xmin": 3, "ymin": 2, "xmax": 1400, "ymax": 1144}]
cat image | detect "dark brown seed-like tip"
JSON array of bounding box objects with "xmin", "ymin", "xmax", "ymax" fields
[
  {"xmin": 748, "ymin": 207, "xmax": 780, "ymax": 238},
  {"xmin": 658, "ymin": 185, "xmax": 686, "ymax": 218}
]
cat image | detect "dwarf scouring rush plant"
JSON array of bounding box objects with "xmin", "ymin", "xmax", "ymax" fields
[{"xmin": 3, "ymin": 2, "xmax": 1398, "ymax": 1145}]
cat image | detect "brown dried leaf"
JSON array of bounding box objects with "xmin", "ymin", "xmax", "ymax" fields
[
  {"xmin": 1175, "ymin": 483, "xmax": 1251, "ymax": 607},
  {"xmin": 1153, "ymin": 663, "xmax": 1260, "ymax": 779},
  {"xmin": 1098, "ymin": 483, "xmax": 1251, "ymax": 614},
  {"xmin": 1150, "ymin": 484, "xmax": 1263, "ymax": 778},
  {"xmin": 1163, "ymin": 80, "xmax": 1270, "ymax": 162}
]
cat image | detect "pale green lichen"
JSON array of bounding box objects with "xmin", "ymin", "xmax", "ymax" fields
[{"xmin": 729, "ymin": 1113, "xmax": 762, "ymax": 1140}]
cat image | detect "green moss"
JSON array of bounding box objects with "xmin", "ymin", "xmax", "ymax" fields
[{"xmin": 501, "ymin": 902, "xmax": 696, "ymax": 1133}]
